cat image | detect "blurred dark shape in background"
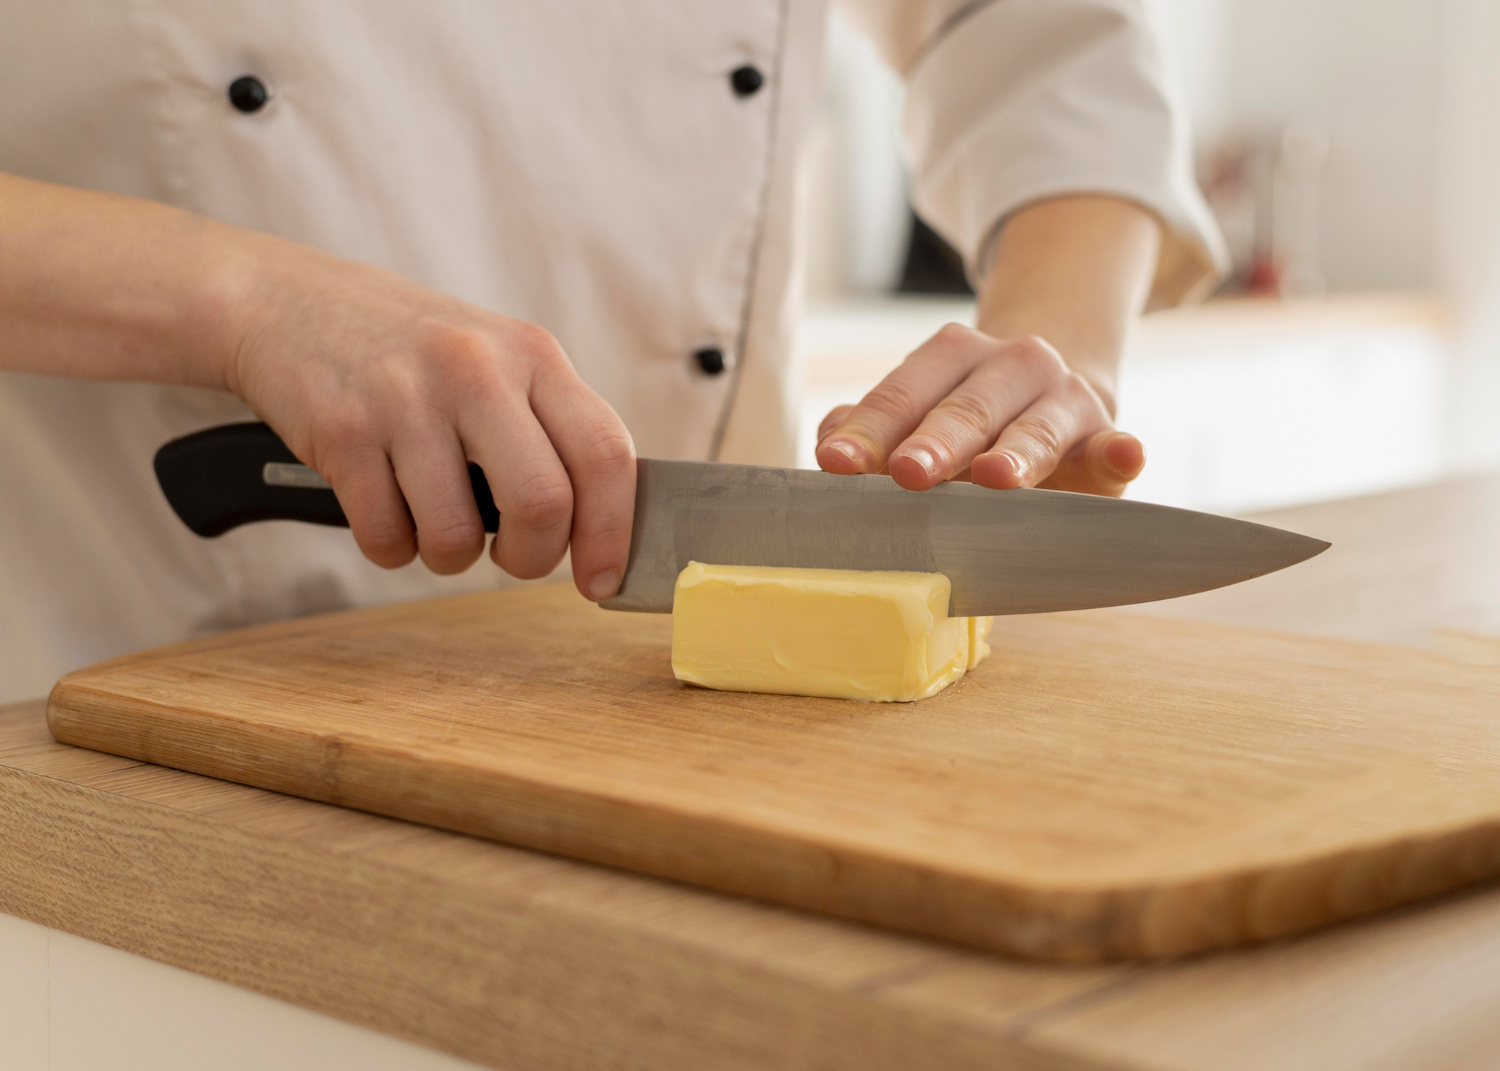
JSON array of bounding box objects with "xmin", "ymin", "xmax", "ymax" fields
[{"xmin": 897, "ymin": 212, "xmax": 975, "ymax": 296}]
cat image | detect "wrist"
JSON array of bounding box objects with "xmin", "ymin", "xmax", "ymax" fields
[
  {"xmin": 973, "ymin": 195, "xmax": 1158, "ymax": 421},
  {"xmin": 143, "ymin": 214, "xmax": 265, "ymax": 395},
  {"xmin": 191, "ymin": 226, "xmax": 311, "ymax": 400}
]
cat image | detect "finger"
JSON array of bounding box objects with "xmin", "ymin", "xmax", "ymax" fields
[
  {"xmin": 389, "ymin": 425, "xmax": 486, "ymax": 575},
  {"xmin": 970, "ymin": 379, "xmax": 1111, "ymax": 490},
  {"xmin": 816, "ymin": 323, "xmax": 988, "ymax": 475},
  {"xmin": 323, "ymin": 444, "xmax": 417, "ymax": 569},
  {"xmin": 816, "ymin": 404, "xmax": 855, "ymax": 445},
  {"xmin": 883, "ymin": 352, "xmax": 1064, "ymax": 490},
  {"xmin": 530, "ymin": 365, "xmax": 637, "ymax": 602},
  {"xmin": 1040, "ymin": 430, "xmax": 1146, "ymax": 497},
  {"xmin": 456, "ymin": 395, "xmax": 575, "ymax": 581}
]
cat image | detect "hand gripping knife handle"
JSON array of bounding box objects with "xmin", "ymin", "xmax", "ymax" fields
[{"xmin": 153, "ymin": 421, "xmax": 499, "ymax": 537}]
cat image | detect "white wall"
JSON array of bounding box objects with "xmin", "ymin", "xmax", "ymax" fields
[
  {"xmin": 1151, "ymin": 0, "xmax": 1446, "ymax": 293},
  {"xmin": 1432, "ymin": 0, "xmax": 1500, "ymax": 466},
  {"xmin": 1144, "ymin": 0, "xmax": 1230, "ymax": 134},
  {"xmin": 1228, "ymin": 0, "xmax": 1441, "ymax": 292}
]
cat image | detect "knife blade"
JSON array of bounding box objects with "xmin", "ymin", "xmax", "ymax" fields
[
  {"xmin": 602, "ymin": 459, "xmax": 1328, "ymax": 614},
  {"xmin": 155, "ymin": 422, "xmax": 1329, "ymax": 615}
]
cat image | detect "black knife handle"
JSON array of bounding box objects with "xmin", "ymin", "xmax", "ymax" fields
[{"xmin": 154, "ymin": 421, "xmax": 499, "ymax": 537}]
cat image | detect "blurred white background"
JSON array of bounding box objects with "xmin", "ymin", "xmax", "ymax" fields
[{"xmin": 798, "ymin": 0, "xmax": 1500, "ymax": 512}]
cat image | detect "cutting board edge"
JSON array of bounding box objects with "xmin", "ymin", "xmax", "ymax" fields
[{"xmin": 47, "ymin": 677, "xmax": 1500, "ymax": 963}]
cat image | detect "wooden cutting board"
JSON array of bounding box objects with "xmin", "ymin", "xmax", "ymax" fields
[{"xmin": 47, "ymin": 582, "xmax": 1500, "ymax": 962}]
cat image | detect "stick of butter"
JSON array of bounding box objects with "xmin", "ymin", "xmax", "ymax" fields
[{"xmin": 670, "ymin": 562, "xmax": 990, "ymax": 702}]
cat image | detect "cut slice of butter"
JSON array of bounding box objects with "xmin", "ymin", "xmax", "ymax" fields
[
  {"xmin": 670, "ymin": 562, "xmax": 990, "ymax": 702},
  {"xmin": 968, "ymin": 614, "xmax": 993, "ymax": 669}
]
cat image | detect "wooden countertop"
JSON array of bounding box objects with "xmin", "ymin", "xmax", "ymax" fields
[{"xmin": 6, "ymin": 473, "xmax": 1500, "ymax": 1070}]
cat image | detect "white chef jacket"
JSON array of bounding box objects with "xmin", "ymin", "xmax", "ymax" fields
[{"xmin": 0, "ymin": 0, "xmax": 1223, "ymax": 702}]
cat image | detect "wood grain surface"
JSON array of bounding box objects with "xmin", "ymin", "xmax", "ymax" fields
[
  {"xmin": 46, "ymin": 578, "xmax": 1500, "ymax": 962},
  {"xmin": 2, "ymin": 698, "xmax": 1117, "ymax": 1071},
  {"xmin": 1136, "ymin": 473, "xmax": 1500, "ymax": 644}
]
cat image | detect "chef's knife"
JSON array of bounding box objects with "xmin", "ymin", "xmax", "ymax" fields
[{"xmin": 155, "ymin": 421, "xmax": 1329, "ymax": 615}]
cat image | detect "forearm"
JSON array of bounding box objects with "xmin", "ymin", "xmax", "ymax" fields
[
  {"xmin": 0, "ymin": 171, "xmax": 273, "ymax": 388},
  {"xmin": 0, "ymin": 171, "xmax": 637, "ymax": 596},
  {"xmin": 975, "ymin": 195, "xmax": 1161, "ymax": 414}
]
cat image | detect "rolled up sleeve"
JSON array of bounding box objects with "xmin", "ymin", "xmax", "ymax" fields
[{"xmin": 841, "ymin": 0, "xmax": 1228, "ymax": 308}]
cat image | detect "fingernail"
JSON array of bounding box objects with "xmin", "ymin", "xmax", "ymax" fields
[
  {"xmin": 901, "ymin": 446, "xmax": 936, "ymax": 477},
  {"xmin": 824, "ymin": 439, "xmax": 860, "ymax": 465},
  {"xmin": 588, "ymin": 569, "xmax": 620, "ymax": 601},
  {"xmin": 1000, "ymin": 452, "xmax": 1027, "ymax": 480},
  {"xmin": 1106, "ymin": 434, "xmax": 1141, "ymax": 476}
]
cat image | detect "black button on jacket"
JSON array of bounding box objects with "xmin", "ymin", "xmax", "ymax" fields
[{"xmin": 228, "ymin": 75, "xmax": 268, "ymax": 113}]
